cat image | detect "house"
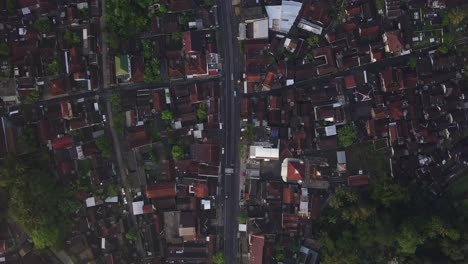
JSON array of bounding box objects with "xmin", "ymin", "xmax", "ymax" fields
[
  {"xmin": 265, "ymin": 0, "xmax": 303, "ymax": 33},
  {"xmin": 114, "ymin": 55, "xmax": 131, "ymax": 83},
  {"xmin": 383, "ymin": 30, "xmax": 404, "ymax": 54},
  {"xmin": 249, "ymin": 234, "xmax": 264, "ymax": 264},
  {"xmin": 348, "ymin": 175, "xmax": 370, "ymax": 187},
  {"xmin": 281, "ymin": 158, "xmax": 305, "ymax": 183},
  {"xmin": 146, "ymin": 182, "xmax": 177, "ymax": 199},
  {"xmin": 190, "ymin": 143, "xmax": 220, "ymax": 164},
  {"xmin": 249, "ymin": 145, "xmax": 280, "ymax": 160}
]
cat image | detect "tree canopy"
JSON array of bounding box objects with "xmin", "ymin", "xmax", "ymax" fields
[
  {"xmin": 0, "ymin": 154, "xmax": 81, "ymax": 250},
  {"xmin": 171, "ymin": 145, "xmax": 184, "ymax": 160},
  {"xmin": 338, "ymin": 124, "xmax": 357, "ymax": 148},
  {"xmin": 96, "ymin": 136, "xmax": 113, "ymax": 159},
  {"xmin": 212, "ymin": 252, "xmax": 225, "ymax": 264},
  {"xmin": 63, "ymin": 30, "xmax": 81, "ymax": 47},
  {"xmin": 0, "ymin": 43, "xmax": 9, "ymax": 57},
  {"xmin": 196, "ymin": 103, "xmax": 207, "ymax": 122},
  {"xmin": 33, "ymin": 18, "xmax": 52, "ymax": 33},
  {"xmin": 162, "ymin": 110, "xmax": 174, "ymax": 124},
  {"xmin": 318, "ymin": 174, "xmax": 468, "ymax": 263}
]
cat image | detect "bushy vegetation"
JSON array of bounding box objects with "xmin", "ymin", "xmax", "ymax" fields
[
  {"xmin": 63, "ymin": 30, "xmax": 81, "ymax": 47},
  {"xmin": 318, "ymin": 175, "xmax": 468, "ymax": 263},
  {"xmin": 0, "ymin": 154, "xmax": 81, "ymax": 250},
  {"xmin": 142, "ymin": 40, "xmax": 162, "ymax": 83},
  {"xmin": 338, "ymin": 124, "xmax": 357, "ymax": 148}
]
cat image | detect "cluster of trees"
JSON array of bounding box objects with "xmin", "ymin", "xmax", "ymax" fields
[
  {"xmin": 96, "ymin": 136, "xmax": 113, "ymax": 159},
  {"xmin": 338, "ymin": 124, "xmax": 357, "ymax": 148},
  {"xmin": 110, "ymin": 93, "xmax": 125, "ymax": 135},
  {"xmin": 46, "ymin": 59, "xmax": 59, "ymax": 76},
  {"xmin": 196, "ymin": 103, "xmax": 207, "ymax": 122},
  {"xmin": 142, "ymin": 40, "xmax": 162, "ymax": 83},
  {"xmin": 318, "ymin": 175, "xmax": 468, "ymax": 263},
  {"xmin": 63, "ymin": 30, "xmax": 81, "ymax": 48},
  {"xmin": 0, "ymin": 154, "xmax": 81, "ymax": 250},
  {"xmin": 105, "ymin": 0, "xmax": 151, "ymax": 37},
  {"xmin": 33, "ymin": 17, "xmax": 52, "ymax": 33}
]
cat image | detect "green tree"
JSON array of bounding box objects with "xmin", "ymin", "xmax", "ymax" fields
[
  {"xmin": 46, "ymin": 59, "xmax": 59, "ymax": 75},
  {"xmin": 275, "ymin": 243, "xmax": 285, "ymax": 261},
  {"xmin": 1, "ymin": 154, "xmax": 78, "ymax": 250},
  {"xmin": 126, "ymin": 227, "xmax": 138, "ymax": 240},
  {"xmin": 105, "ymin": 0, "xmax": 150, "ymax": 37},
  {"xmin": 63, "ymin": 30, "xmax": 81, "ymax": 47},
  {"xmin": 369, "ymin": 176, "xmax": 409, "ymax": 207},
  {"xmin": 307, "ymin": 35, "xmax": 319, "ymax": 47},
  {"xmin": 106, "ymin": 184, "xmax": 120, "ymax": 197},
  {"xmin": 196, "ymin": 103, "xmax": 207, "ymax": 122},
  {"xmin": 446, "ymin": 9, "xmax": 466, "ymax": 26},
  {"xmin": 171, "ymin": 145, "xmax": 184, "ymax": 160},
  {"xmin": 23, "ymin": 90, "xmax": 41, "ymax": 104},
  {"xmin": 337, "ymin": 124, "xmax": 357, "ymax": 148},
  {"xmin": 106, "ymin": 32, "xmax": 120, "ymax": 50},
  {"xmin": 212, "ymin": 252, "xmax": 225, "ymax": 264},
  {"xmin": 397, "ymin": 223, "xmax": 424, "ymax": 255},
  {"xmin": 171, "ymin": 30, "xmax": 183, "ymax": 42},
  {"xmin": 162, "ymin": 110, "xmax": 174, "ymax": 124},
  {"xmin": 110, "ymin": 92, "xmax": 122, "ymax": 113},
  {"xmin": 407, "ymin": 57, "xmax": 417, "ymax": 69},
  {"xmin": 34, "ymin": 18, "xmax": 52, "ymax": 33},
  {"xmin": 375, "ymin": 0, "xmax": 384, "ymax": 10},
  {"xmin": 237, "ymin": 211, "xmax": 247, "ymax": 224},
  {"xmin": 96, "ymin": 136, "xmax": 112, "ymax": 159},
  {"xmin": 158, "ymin": 4, "xmax": 168, "ymax": 13},
  {"xmin": 0, "ymin": 43, "xmax": 9, "ymax": 57},
  {"xmin": 6, "ymin": 0, "xmax": 16, "ymax": 14}
]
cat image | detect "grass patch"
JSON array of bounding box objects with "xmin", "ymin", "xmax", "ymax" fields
[{"xmin": 347, "ymin": 142, "xmax": 390, "ymax": 177}]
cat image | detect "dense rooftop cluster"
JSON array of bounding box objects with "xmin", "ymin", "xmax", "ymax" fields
[
  {"xmin": 0, "ymin": 0, "xmax": 467, "ymax": 263},
  {"xmin": 237, "ymin": 0, "xmax": 468, "ymax": 263}
]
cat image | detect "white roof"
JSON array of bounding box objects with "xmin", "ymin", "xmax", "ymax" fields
[
  {"xmin": 105, "ymin": 196, "xmax": 119, "ymax": 203},
  {"xmin": 266, "ymin": 0, "xmax": 303, "ymax": 33},
  {"xmin": 101, "ymin": 237, "xmax": 106, "ymax": 249},
  {"xmin": 252, "ymin": 19, "xmax": 269, "ymax": 39},
  {"xmin": 249, "ymin": 146, "xmax": 279, "ymax": 160},
  {"xmin": 239, "ymin": 224, "xmax": 247, "ymax": 232},
  {"xmin": 298, "ymin": 19, "xmax": 323, "ymax": 35},
  {"xmin": 201, "ymin": 199, "xmax": 211, "ymax": 210},
  {"xmin": 325, "ymin": 125, "xmax": 337, "ymax": 136},
  {"xmin": 85, "ymin": 197, "xmax": 96, "ymax": 207},
  {"xmin": 337, "ymin": 151, "xmax": 347, "ymax": 164},
  {"xmin": 0, "ymin": 256, "xmax": 5, "ymax": 262},
  {"xmin": 132, "ymin": 201, "xmax": 144, "ymax": 215}
]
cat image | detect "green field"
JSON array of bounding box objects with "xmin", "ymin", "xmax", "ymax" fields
[{"xmin": 346, "ymin": 141, "xmax": 390, "ymax": 177}]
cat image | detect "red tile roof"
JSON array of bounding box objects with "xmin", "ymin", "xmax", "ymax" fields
[
  {"xmin": 51, "ymin": 135, "xmax": 73, "ymax": 150},
  {"xmin": 193, "ymin": 181, "xmax": 209, "ymax": 198},
  {"xmin": 50, "ymin": 78, "xmax": 66, "ymax": 95},
  {"xmin": 131, "ymin": 56, "xmax": 144, "ymax": 82},
  {"xmin": 348, "ymin": 175, "xmax": 369, "ymax": 187},
  {"xmin": 146, "ymin": 182, "xmax": 177, "ymax": 199},
  {"xmin": 344, "ymin": 75, "xmax": 357, "ymax": 89},
  {"xmin": 283, "ymin": 187, "xmax": 293, "ymax": 204},
  {"xmin": 250, "ymin": 235, "xmax": 265, "ymax": 264},
  {"xmin": 153, "ymin": 92, "xmax": 165, "ymax": 112},
  {"xmin": 384, "ymin": 30, "xmax": 403, "ymax": 53},
  {"xmin": 359, "ymin": 24, "xmax": 380, "ymax": 38},
  {"xmin": 288, "ymin": 160, "xmax": 305, "ymax": 182}
]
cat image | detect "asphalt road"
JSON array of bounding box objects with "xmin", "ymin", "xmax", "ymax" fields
[{"xmin": 218, "ymin": 0, "xmax": 242, "ymax": 263}]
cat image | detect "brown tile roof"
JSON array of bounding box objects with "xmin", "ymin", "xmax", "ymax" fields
[
  {"xmin": 146, "ymin": 182, "xmax": 177, "ymax": 199},
  {"xmin": 250, "ymin": 235, "xmax": 265, "ymax": 264}
]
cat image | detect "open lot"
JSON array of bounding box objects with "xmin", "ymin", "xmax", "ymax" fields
[{"xmin": 346, "ymin": 141, "xmax": 390, "ymax": 177}]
